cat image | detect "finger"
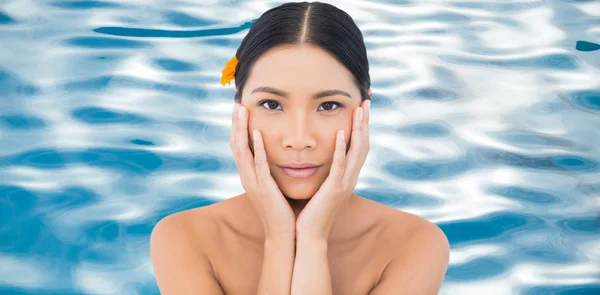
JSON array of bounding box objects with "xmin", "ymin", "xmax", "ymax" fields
[
  {"xmin": 230, "ymin": 103, "xmax": 238, "ymax": 148},
  {"xmin": 365, "ymin": 100, "xmax": 370, "ymax": 138},
  {"xmin": 235, "ymin": 105, "xmax": 258, "ymax": 186},
  {"xmin": 252, "ymin": 130, "xmax": 272, "ymax": 187},
  {"xmin": 364, "ymin": 99, "xmax": 371, "ymax": 124},
  {"xmin": 363, "ymin": 100, "xmax": 370, "ymax": 152},
  {"xmin": 343, "ymin": 102, "xmax": 369, "ymax": 187},
  {"xmin": 230, "ymin": 103, "xmax": 242, "ymax": 174},
  {"xmin": 330, "ymin": 129, "xmax": 346, "ymax": 182}
]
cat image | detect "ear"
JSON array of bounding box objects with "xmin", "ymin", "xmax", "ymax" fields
[{"xmin": 368, "ymin": 89, "xmax": 372, "ymax": 100}]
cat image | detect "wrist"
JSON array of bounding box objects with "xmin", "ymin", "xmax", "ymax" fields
[
  {"xmin": 265, "ymin": 233, "xmax": 296, "ymax": 245},
  {"xmin": 296, "ymin": 233, "xmax": 328, "ymax": 247}
]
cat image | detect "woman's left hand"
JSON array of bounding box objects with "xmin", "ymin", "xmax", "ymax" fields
[{"xmin": 295, "ymin": 99, "xmax": 371, "ymax": 242}]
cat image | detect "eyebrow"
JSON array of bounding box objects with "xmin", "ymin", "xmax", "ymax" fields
[{"xmin": 250, "ymin": 86, "xmax": 353, "ymax": 100}]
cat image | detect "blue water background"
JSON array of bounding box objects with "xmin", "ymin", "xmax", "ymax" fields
[{"xmin": 1, "ymin": 0, "xmax": 599, "ymax": 294}]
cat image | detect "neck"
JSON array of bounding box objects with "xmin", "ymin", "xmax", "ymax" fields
[
  {"xmin": 237, "ymin": 192, "xmax": 361, "ymax": 244},
  {"xmin": 284, "ymin": 195, "xmax": 310, "ymax": 220}
]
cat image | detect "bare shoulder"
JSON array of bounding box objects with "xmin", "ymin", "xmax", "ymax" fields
[
  {"xmin": 352, "ymin": 196, "xmax": 430, "ymax": 236},
  {"xmin": 150, "ymin": 207, "xmax": 225, "ymax": 294},
  {"xmin": 374, "ymin": 201, "xmax": 449, "ymax": 257},
  {"xmin": 152, "ymin": 206, "xmax": 216, "ymax": 240},
  {"xmin": 369, "ymin": 203, "xmax": 451, "ymax": 294},
  {"xmin": 383, "ymin": 207, "xmax": 448, "ymax": 243}
]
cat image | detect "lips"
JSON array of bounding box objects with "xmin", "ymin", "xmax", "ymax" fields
[
  {"xmin": 280, "ymin": 162, "xmax": 320, "ymax": 169},
  {"xmin": 280, "ymin": 166, "xmax": 321, "ymax": 178}
]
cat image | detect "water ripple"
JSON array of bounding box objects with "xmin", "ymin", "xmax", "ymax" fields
[
  {"xmin": 2, "ymin": 0, "xmax": 600, "ymax": 294},
  {"xmin": 439, "ymin": 53, "xmax": 580, "ymax": 70},
  {"xmin": 47, "ymin": 0, "xmax": 120, "ymax": 10},
  {"xmin": 93, "ymin": 20, "xmax": 256, "ymax": 38},
  {"xmin": 163, "ymin": 11, "xmax": 217, "ymax": 27},
  {"xmin": 63, "ymin": 36, "xmax": 152, "ymax": 48},
  {"xmin": 0, "ymin": 11, "xmax": 16, "ymax": 25},
  {"xmin": 71, "ymin": 107, "xmax": 152, "ymax": 125},
  {"xmin": 560, "ymin": 90, "xmax": 600, "ymax": 113},
  {"xmin": 0, "ymin": 114, "xmax": 47, "ymax": 130}
]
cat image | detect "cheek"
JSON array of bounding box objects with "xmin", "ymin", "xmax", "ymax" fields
[
  {"xmin": 247, "ymin": 111, "xmax": 262, "ymax": 141},
  {"xmin": 247, "ymin": 118, "xmax": 259, "ymax": 143},
  {"xmin": 322, "ymin": 123, "xmax": 351, "ymax": 154},
  {"xmin": 247, "ymin": 117, "xmax": 271, "ymax": 157},
  {"xmin": 321, "ymin": 124, "xmax": 345, "ymax": 142}
]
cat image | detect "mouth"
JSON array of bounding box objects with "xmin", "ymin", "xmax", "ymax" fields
[{"xmin": 280, "ymin": 166, "xmax": 321, "ymax": 179}]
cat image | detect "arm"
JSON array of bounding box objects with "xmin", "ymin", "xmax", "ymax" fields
[
  {"xmin": 290, "ymin": 235, "xmax": 333, "ymax": 295},
  {"xmin": 150, "ymin": 215, "xmax": 225, "ymax": 295},
  {"xmin": 369, "ymin": 222, "xmax": 450, "ymax": 295},
  {"xmin": 257, "ymin": 234, "xmax": 296, "ymax": 295}
]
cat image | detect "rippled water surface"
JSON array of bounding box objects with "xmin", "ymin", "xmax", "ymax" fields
[{"xmin": 1, "ymin": 0, "xmax": 599, "ymax": 294}]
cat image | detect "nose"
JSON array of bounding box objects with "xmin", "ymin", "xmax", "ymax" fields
[{"xmin": 281, "ymin": 112, "xmax": 317, "ymax": 150}]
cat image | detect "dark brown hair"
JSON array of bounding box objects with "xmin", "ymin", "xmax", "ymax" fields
[{"xmin": 232, "ymin": 1, "xmax": 371, "ymax": 103}]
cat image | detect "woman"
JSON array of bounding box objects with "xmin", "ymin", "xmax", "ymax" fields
[{"xmin": 150, "ymin": 2, "xmax": 450, "ymax": 294}]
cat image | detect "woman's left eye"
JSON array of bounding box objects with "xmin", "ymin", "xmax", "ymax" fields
[
  {"xmin": 258, "ymin": 100, "xmax": 343, "ymax": 111},
  {"xmin": 319, "ymin": 101, "xmax": 342, "ymax": 111}
]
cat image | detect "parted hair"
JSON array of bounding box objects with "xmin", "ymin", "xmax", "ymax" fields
[{"xmin": 233, "ymin": 1, "xmax": 371, "ymax": 103}]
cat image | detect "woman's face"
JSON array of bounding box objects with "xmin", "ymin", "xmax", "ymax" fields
[{"xmin": 239, "ymin": 44, "xmax": 371, "ymax": 200}]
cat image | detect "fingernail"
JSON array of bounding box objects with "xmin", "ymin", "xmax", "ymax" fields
[
  {"xmin": 359, "ymin": 108, "xmax": 363, "ymax": 122},
  {"xmin": 233, "ymin": 103, "xmax": 238, "ymax": 113},
  {"xmin": 340, "ymin": 130, "xmax": 345, "ymax": 141},
  {"xmin": 366, "ymin": 100, "xmax": 371, "ymax": 113},
  {"xmin": 238, "ymin": 106, "xmax": 243, "ymax": 120}
]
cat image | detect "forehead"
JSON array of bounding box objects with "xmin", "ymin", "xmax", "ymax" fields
[{"xmin": 243, "ymin": 44, "xmax": 358, "ymax": 98}]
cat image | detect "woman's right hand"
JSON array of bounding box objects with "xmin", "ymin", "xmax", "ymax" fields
[{"xmin": 230, "ymin": 103, "xmax": 296, "ymax": 241}]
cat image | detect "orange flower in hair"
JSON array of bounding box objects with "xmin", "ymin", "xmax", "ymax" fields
[{"xmin": 220, "ymin": 56, "xmax": 238, "ymax": 86}]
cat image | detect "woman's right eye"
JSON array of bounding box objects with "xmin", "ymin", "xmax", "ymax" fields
[{"xmin": 259, "ymin": 100, "xmax": 282, "ymax": 111}]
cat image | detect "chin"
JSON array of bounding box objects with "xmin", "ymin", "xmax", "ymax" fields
[
  {"xmin": 278, "ymin": 181, "xmax": 319, "ymax": 200},
  {"xmin": 283, "ymin": 192, "xmax": 313, "ymax": 200}
]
